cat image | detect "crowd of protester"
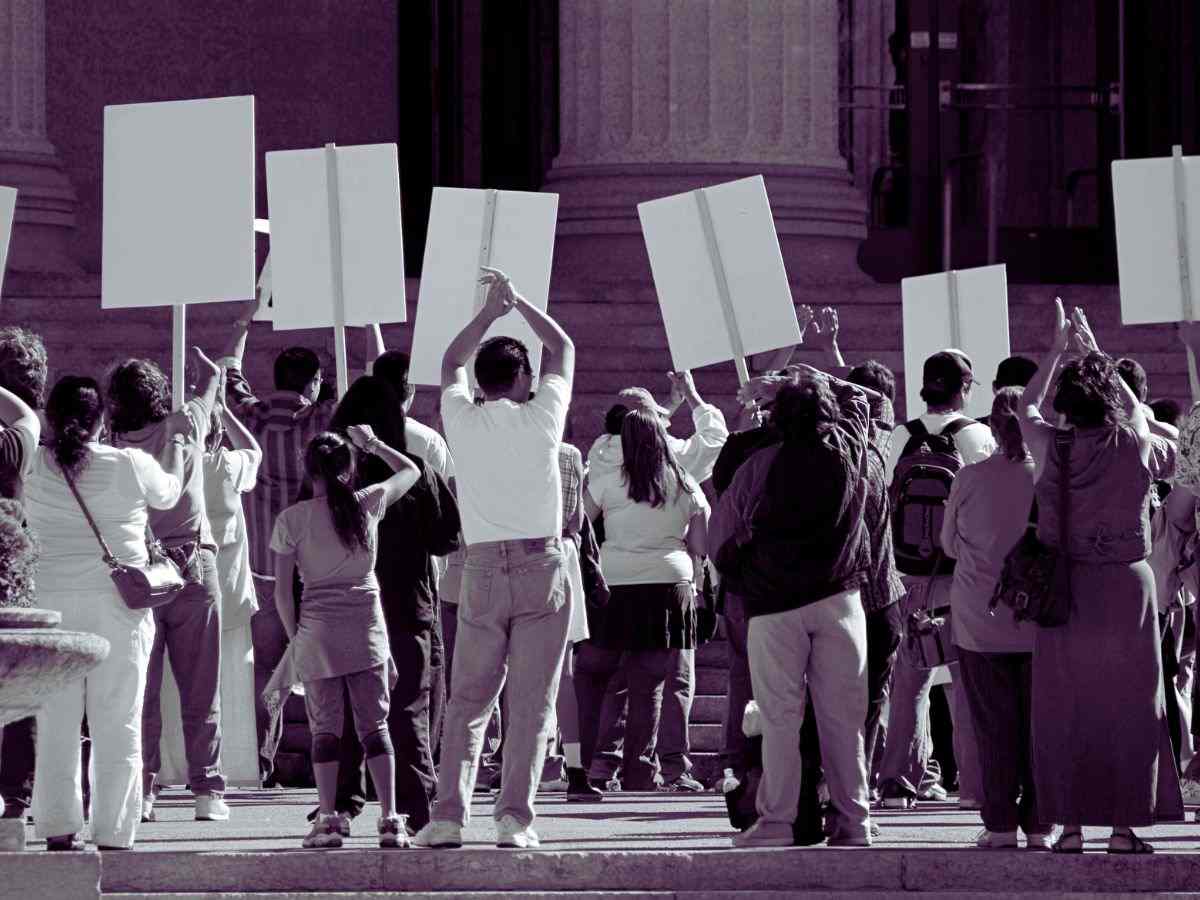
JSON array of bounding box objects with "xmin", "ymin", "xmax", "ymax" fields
[{"xmin": 1, "ymin": 274, "xmax": 1199, "ymax": 852}]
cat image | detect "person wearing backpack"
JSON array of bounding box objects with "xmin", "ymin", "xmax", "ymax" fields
[{"xmin": 877, "ymin": 351, "xmax": 995, "ymax": 811}]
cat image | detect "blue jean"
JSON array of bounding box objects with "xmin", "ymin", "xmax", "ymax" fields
[
  {"xmin": 142, "ymin": 548, "xmax": 226, "ymax": 795},
  {"xmin": 657, "ymin": 649, "xmax": 695, "ymax": 782},
  {"xmin": 430, "ymin": 538, "xmax": 570, "ymax": 828}
]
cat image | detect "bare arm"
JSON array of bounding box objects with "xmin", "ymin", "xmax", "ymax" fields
[
  {"xmin": 220, "ymin": 295, "xmax": 261, "ymax": 365},
  {"xmin": 366, "ymin": 324, "xmax": 385, "ymax": 374},
  {"xmin": 440, "ymin": 271, "xmax": 514, "ymax": 391},
  {"xmin": 220, "ymin": 403, "xmax": 260, "ymax": 456},
  {"xmin": 274, "ymin": 552, "xmax": 298, "ymax": 639},
  {"xmin": 0, "ymin": 385, "xmax": 39, "ymax": 449},
  {"xmin": 511, "ymin": 295, "xmax": 574, "ymax": 384},
  {"xmin": 346, "ymin": 424, "xmax": 421, "ymax": 506},
  {"xmin": 191, "ymin": 346, "xmax": 221, "ymax": 414},
  {"xmin": 685, "ymin": 505, "xmax": 709, "ymax": 559}
]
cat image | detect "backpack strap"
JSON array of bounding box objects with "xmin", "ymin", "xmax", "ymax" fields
[
  {"xmin": 939, "ymin": 417, "xmax": 974, "ymax": 438},
  {"xmin": 904, "ymin": 419, "xmax": 928, "ymax": 439}
]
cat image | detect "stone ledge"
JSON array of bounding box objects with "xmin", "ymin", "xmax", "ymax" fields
[{"xmin": 0, "ymin": 849, "xmax": 100, "ymax": 900}]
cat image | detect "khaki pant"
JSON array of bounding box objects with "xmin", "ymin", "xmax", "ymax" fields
[
  {"xmin": 748, "ymin": 589, "xmax": 870, "ymax": 839},
  {"xmin": 430, "ymin": 537, "xmax": 570, "ymax": 829}
]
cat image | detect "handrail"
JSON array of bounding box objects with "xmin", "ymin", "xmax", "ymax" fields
[
  {"xmin": 942, "ymin": 153, "xmax": 998, "ymax": 271},
  {"xmin": 940, "ymin": 80, "xmax": 1120, "ymax": 113}
]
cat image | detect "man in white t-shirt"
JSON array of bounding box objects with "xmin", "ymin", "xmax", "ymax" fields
[
  {"xmin": 878, "ymin": 349, "xmax": 993, "ymax": 812},
  {"xmin": 414, "ymin": 267, "xmax": 574, "ymax": 851}
]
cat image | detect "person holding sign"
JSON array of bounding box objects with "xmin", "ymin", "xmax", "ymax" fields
[
  {"xmin": 414, "ymin": 267, "xmax": 574, "ymax": 850},
  {"xmin": 107, "ymin": 348, "xmax": 228, "ymax": 822}
]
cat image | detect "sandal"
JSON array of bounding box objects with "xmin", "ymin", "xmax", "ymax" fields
[
  {"xmin": 1107, "ymin": 831, "xmax": 1154, "ymax": 855},
  {"xmin": 46, "ymin": 834, "xmax": 85, "ymax": 852},
  {"xmin": 1051, "ymin": 830, "xmax": 1083, "ymax": 854}
]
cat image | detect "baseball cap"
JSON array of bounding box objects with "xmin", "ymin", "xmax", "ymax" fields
[
  {"xmin": 922, "ymin": 350, "xmax": 974, "ymax": 393},
  {"xmin": 618, "ymin": 387, "xmax": 672, "ymax": 418}
]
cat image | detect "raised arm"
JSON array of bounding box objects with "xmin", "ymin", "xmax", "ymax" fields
[
  {"xmin": 509, "ymin": 289, "xmax": 574, "ymax": 384},
  {"xmin": 346, "ymin": 424, "xmax": 420, "ymax": 506},
  {"xmin": 191, "ymin": 346, "xmax": 221, "ymax": 414},
  {"xmin": 220, "ymin": 295, "xmax": 261, "ymax": 365},
  {"xmin": 0, "ymin": 384, "xmax": 40, "ymax": 455},
  {"xmin": 367, "ymin": 324, "xmax": 386, "ymax": 375},
  {"xmin": 221, "ymin": 401, "xmax": 260, "ymax": 457},
  {"xmin": 441, "ymin": 270, "xmax": 515, "ymax": 391}
]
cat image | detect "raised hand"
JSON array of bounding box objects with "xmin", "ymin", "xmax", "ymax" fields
[
  {"xmin": 191, "ymin": 345, "xmax": 221, "ymax": 379},
  {"xmin": 1070, "ymin": 305, "xmax": 1100, "ymax": 355},
  {"xmin": 798, "ymin": 304, "xmax": 815, "ymax": 341},
  {"xmin": 1052, "ymin": 297, "xmax": 1072, "ymax": 354},
  {"xmin": 737, "ymin": 374, "xmax": 790, "ymax": 408},
  {"xmin": 478, "ymin": 266, "xmax": 517, "ymax": 318},
  {"xmin": 346, "ymin": 423, "xmax": 378, "ymax": 451},
  {"xmin": 806, "ymin": 307, "xmax": 838, "ymax": 352}
]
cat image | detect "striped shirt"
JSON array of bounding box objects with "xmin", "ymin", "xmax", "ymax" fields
[
  {"xmin": 221, "ymin": 358, "xmax": 336, "ymax": 577},
  {"xmin": 0, "ymin": 426, "xmax": 27, "ymax": 500},
  {"xmin": 559, "ymin": 443, "xmax": 584, "ymax": 539}
]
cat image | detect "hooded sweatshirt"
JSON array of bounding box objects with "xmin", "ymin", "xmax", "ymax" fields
[{"xmin": 587, "ymin": 402, "xmax": 729, "ymax": 485}]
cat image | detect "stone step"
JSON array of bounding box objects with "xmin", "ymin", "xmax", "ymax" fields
[
  {"xmin": 695, "ymin": 666, "xmax": 729, "ymax": 696},
  {"xmin": 690, "ymin": 694, "xmax": 727, "ymax": 726},
  {"xmin": 91, "ymin": 846, "xmax": 1200, "ymax": 897},
  {"xmin": 104, "ymin": 894, "xmax": 1200, "ymax": 900},
  {"xmin": 688, "ymin": 723, "xmax": 723, "ymax": 753},
  {"xmin": 694, "ymin": 640, "xmax": 728, "ymax": 669}
]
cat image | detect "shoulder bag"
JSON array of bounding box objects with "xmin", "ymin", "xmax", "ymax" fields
[
  {"xmin": 902, "ymin": 553, "xmax": 957, "ymax": 669},
  {"xmin": 63, "ymin": 469, "xmax": 185, "ymax": 610},
  {"xmin": 989, "ymin": 429, "xmax": 1074, "ymax": 627}
]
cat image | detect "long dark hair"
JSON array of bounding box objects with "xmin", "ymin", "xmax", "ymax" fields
[
  {"xmin": 620, "ymin": 409, "xmax": 691, "ymax": 508},
  {"xmin": 304, "ymin": 432, "xmax": 369, "ymax": 552},
  {"xmin": 329, "ymin": 375, "xmax": 408, "ymax": 487},
  {"xmin": 46, "ymin": 376, "xmax": 104, "ymax": 481}
]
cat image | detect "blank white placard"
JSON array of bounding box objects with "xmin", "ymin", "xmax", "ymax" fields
[
  {"xmin": 102, "ymin": 96, "xmax": 255, "ymax": 309},
  {"xmin": 266, "ymin": 144, "xmax": 406, "ymax": 331},
  {"xmin": 1112, "ymin": 155, "xmax": 1200, "ymax": 325},
  {"xmin": 901, "ymin": 264, "xmax": 1010, "ymax": 420},
  {"xmin": 408, "ymin": 187, "xmax": 559, "ymax": 387},
  {"xmin": 638, "ymin": 175, "xmax": 799, "ymax": 372},
  {"xmin": 0, "ymin": 187, "xmax": 16, "ymax": 297}
]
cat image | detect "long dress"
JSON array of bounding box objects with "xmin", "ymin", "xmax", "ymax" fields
[{"xmin": 1030, "ymin": 421, "xmax": 1184, "ymax": 826}]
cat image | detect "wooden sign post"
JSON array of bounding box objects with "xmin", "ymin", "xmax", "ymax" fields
[
  {"xmin": 264, "ymin": 143, "xmax": 407, "ymax": 396},
  {"xmin": 408, "ymin": 187, "xmax": 558, "ymax": 387},
  {"xmin": 901, "ymin": 264, "xmax": 1010, "ymax": 420},
  {"xmin": 638, "ymin": 176, "xmax": 799, "ymax": 385}
]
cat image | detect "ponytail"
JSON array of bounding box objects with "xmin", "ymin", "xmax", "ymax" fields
[
  {"xmin": 46, "ymin": 376, "xmax": 103, "ymax": 481},
  {"xmin": 304, "ymin": 432, "xmax": 369, "ymax": 552},
  {"xmin": 990, "ymin": 387, "xmax": 1029, "ymax": 462}
]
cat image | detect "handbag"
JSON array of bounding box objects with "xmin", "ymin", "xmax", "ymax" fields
[
  {"xmin": 903, "ymin": 554, "xmax": 957, "ymax": 669},
  {"xmin": 989, "ymin": 429, "xmax": 1074, "ymax": 627},
  {"xmin": 695, "ymin": 558, "xmax": 719, "ymax": 645},
  {"xmin": 63, "ymin": 469, "xmax": 185, "ymax": 610}
]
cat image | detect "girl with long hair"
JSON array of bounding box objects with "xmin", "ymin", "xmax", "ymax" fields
[
  {"xmin": 24, "ymin": 375, "xmax": 183, "ymax": 850},
  {"xmin": 270, "ymin": 426, "xmax": 421, "ymax": 849},
  {"xmin": 579, "ymin": 408, "xmax": 708, "ymax": 790}
]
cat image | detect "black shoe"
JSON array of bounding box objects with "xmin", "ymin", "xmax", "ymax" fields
[
  {"xmin": 47, "ymin": 834, "xmax": 85, "ymax": 852},
  {"xmin": 566, "ymin": 767, "xmax": 604, "ymax": 802}
]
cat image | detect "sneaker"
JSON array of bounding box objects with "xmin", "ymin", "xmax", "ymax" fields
[
  {"xmin": 1180, "ymin": 778, "xmax": 1200, "ymax": 805},
  {"xmin": 378, "ymin": 813, "xmax": 409, "ymax": 849},
  {"xmin": 496, "ymin": 815, "xmax": 540, "ymax": 849},
  {"xmin": 975, "ymin": 829, "xmax": 1018, "ymax": 849},
  {"xmin": 603, "ymin": 776, "xmax": 622, "ymax": 793},
  {"xmin": 140, "ymin": 795, "xmax": 156, "ymax": 823},
  {"xmin": 827, "ymin": 828, "xmax": 873, "ymax": 847},
  {"xmin": 412, "ymin": 820, "xmax": 463, "ymax": 849},
  {"xmin": 566, "ymin": 768, "xmax": 604, "ymax": 802},
  {"xmin": 1025, "ymin": 831, "xmax": 1056, "ymax": 851},
  {"xmin": 538, "ymin": 778, "xmax": 569, "ymax": 792},
  {"xmin": 660, "ymin": 773, "xmax": 705, "ymax": 792},
  {"xmin": 731, "ymin": 821, "xmax": 794, "ymax": 848},
  {"xmin": 919, "ymin": 783, "xmax": 949, "ymax": 802},
  {"xmin": 305, "ymin": 807, "xmax": 354, "ymax": 836},
  {"xmin": 195, "ymin": 795, "xmax": 231, "ymax": 821},
  {"xmin": 879, "ymin": 779, "xmax": 918, "ymax": 810},
  {"xmin": 302, "ymin": 814, "xmax": 344, "ymax": 850}
]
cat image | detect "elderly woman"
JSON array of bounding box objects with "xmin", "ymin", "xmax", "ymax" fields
[
  {"xmin": 1018, "ymin": 300, "xmax": 1183, "ymax": 853},
  {"xmin": 25, "ymin": 375, "xmax": 183, "ymax": 849}
]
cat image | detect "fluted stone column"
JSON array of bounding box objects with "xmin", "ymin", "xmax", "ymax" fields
[
  {"xmin": 0, "ymin": 0, "xmax": 78, "ymax": 273},
  {"xmin": 546, "ymin": 0, "xmax": 867, "ymax": 282}
]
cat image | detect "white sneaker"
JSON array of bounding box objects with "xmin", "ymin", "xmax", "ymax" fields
[
  {"xmin": 731, "ymin": 821, "xmax": 794, "ymax": 849},
  {"xmin": 412, "ymin": 820, "xmax": 463, "ymax": 849},
  {"xmin": 975, "ymin": 829, "xmax": 1018, "ymax": 849},
  {"xmin": 140, "ymin": 795, "xmax": 156, "ymax": 823},
  {"xmin": 538, "ymin": 778, "xmax": 569, "ymax": 793},
  {"xmin": 1025, "ymin": 831, "xmax": 1056, "ymax": 851},
  {"xmin": 496, "ymin": 815, "xmax": 540, "ymax": 849},
  {"xmin": 302, "ymin": 813, "xmax": 344, "ymax": 850},
  {"xmin": 195, "ymin": 795, "xmax": 230, "ymax": 821},
  {"xmin": 378, "ymin": 813, "xmax": 409, "ymax": 849}
]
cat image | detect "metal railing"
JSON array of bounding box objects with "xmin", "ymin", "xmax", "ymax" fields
[{"xmin": 939, "ymin": 81, "xmax": 1121, "ymax": 113}]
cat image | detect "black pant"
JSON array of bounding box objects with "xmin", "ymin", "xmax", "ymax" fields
[
  {"xmin": 0, "ymin": 717, "xmax": 35, "ymax": 812},
  {"xmin": 957, "ymin": 648, "xmax": 1048, "ymax": 834},
  {"xmin": 864, "ymin": 602, "xmax": 903, "ymax": 778},
  {"xmin": 332, "ymin": 628, "xmax": 437, "ymax": 830}
]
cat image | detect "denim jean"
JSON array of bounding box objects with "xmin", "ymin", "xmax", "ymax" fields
[
  {"xmin": 142, "ymin": 548, "xmax": 225, "ymax": 795},
  {"xmin": 573, "ymin": 641, "xmax": 674, "ymax": 790},
  {"xmin": 657, "ymin": 649, "xmax": 695, "ymax": 783},
  {"xmin": 251, "ymin": 575, "xmax": 290, "ymax": 780},
  {"xmin": 582, "ymin": 653, "xmax": 628, "ymax": 781},
  {"xmin": 864, "ymin": 602, "xmax": 903, "ymax": 780},
  {"xmin": 430, "ymin": 538, "xmax": 569, "ymax": 828},
  {"xmin": 439, "ymin": 598, "xmax": 502, "ymax": 772},
  {"xmin": 720, "ymin": 593, "xmax": 754, "ymax": 776}
]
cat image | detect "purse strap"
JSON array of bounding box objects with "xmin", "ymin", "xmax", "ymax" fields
[
  {"xmin": 1055, "ymin": 429, "xmax": 1074, "ymax": 557},
  {"xmin": 61, "ymin": 467, "xmax": 119, "ymax": 569}
]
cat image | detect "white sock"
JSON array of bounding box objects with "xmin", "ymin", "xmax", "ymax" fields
[{"xmin": 564, "ymin": 742, "xmax": 582, "ymax": 770}]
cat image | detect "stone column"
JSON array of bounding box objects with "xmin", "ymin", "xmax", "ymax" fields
[
  {"xmin": 0, "ymin": 0, "xmax": 78, "ymax": 273},
  {"xmin": 545, "ymin": 0, "xmax": 868, "ymax": 282}
]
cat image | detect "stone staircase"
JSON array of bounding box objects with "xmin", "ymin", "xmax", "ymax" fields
[{"xmin": 689, "ymin": 637, "xmax": 731, "ymax": 787}]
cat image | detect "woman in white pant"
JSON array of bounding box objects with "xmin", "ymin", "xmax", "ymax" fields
[{"xmin": 24, "ymin": 374, "xmax": 182, "ymax": 850}]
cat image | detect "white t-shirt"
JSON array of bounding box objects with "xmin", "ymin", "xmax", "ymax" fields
[
  {"xmin": 885, "ymin": 411, "xmax": 996, "ymax": 486},
  {"xmin": 24, "ymin": 443, "xmax": 182, "ymax": 598},
  {"xmin": 406, "ymin": 417, "xmax": 454, "ymax": 482},
  {"xmin": 440, "ymin": 374, "xmax": 570, "ymax": 544},
  {"xmin": 587, "ymin": 467, "xmax": 707, "ymax": 586}
]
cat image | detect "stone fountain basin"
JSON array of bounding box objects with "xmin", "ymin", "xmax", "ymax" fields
[{"xmin": 0, "ymin": 607, "xmax": 110, "ymax": 728}]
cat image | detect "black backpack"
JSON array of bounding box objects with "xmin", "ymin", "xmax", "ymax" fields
[{"xmin": 889, "ymin": 418, "xmax": 972, "ymax": 576}]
